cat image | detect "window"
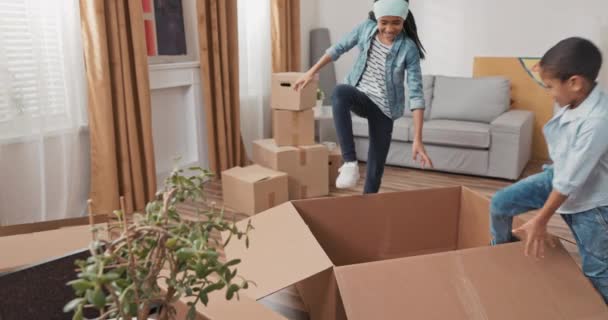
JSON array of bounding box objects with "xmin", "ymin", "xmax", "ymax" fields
[{"xmin": 0, "ymin": 0, "xmax": 86, "ymax": 139}]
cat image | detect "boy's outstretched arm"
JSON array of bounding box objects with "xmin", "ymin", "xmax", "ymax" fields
[
  {"xmin": 515, "ymin": 119, "xmax": 608, "ymax": 258},
  {"xmin": 513, "ymin": 190, "xmax": 567, "ymax": 259}
]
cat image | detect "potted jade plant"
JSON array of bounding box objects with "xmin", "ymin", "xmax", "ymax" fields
[{"xmin": 64, "ymin": 167, "xmax": 254, "ymax": 320}]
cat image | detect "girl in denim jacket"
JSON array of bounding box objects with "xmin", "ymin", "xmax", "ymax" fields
[{"xmin": 295, "ymin": 0, "xmax": 433, "ymax": 193}]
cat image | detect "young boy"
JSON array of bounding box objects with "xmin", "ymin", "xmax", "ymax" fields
[{"xmin": 490, "ymin": 37, "xmax": 608, "ymax": 303}]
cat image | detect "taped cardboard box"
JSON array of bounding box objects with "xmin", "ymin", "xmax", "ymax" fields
[
  {"xmin": 252, "ymin": 139, "xmax": 328, "ymax": 200},
  {"xmin": 273, "ymin": 109, "xmax": 315, "ymax": 147},
  {"xmin": 271, "ymin": 72, "xmax": 317, "ymax": 111},
  {"xmin": 221, "ymin": 165, "xmax": 288, "ymax": 215},
  {"xmin": 324, "ymin": 143, "xmax": 342, "ymax": 187},
  {"xmin": 221, "ymin": 187, "xmax": 608, "ymax": 320}
]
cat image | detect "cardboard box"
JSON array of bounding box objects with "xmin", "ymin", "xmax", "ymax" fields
[
  {"xmin": 0, "ymin": 223, "xmax": 105, "ymax": 273},
  {"xmin": 273, "ymin": 109, "xmax": 315, "ymax": 147},
  {"xmin": 158, "ymin": 270, "xmax": 288, "ymax": 320},
  {"xmin": 221, "ymin": 165, "xmax": 288, "ymax": 215},
  {"xmin": 171, "ymin": 282, "xmax": 288, "ymax": 320},
  {"xmin": 271, "ymin": 72, "xmax": 317, "ymax": 111},
  {"xmin": 222, "ymin": 187, "xmax": 608, "ymax": 320},
  {"xmin": 325, "ymin": 143, "xmax": 342, "ymax": 187},
  {"xmin": 252, "ymin": 139, "xmax": 328, "ymax": 200}
]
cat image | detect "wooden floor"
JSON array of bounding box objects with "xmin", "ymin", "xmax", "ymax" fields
[{"xmin": 179, "ymin": 161, "xmax": 581, "ymax": 320}]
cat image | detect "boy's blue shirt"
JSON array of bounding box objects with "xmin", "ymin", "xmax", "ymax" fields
[{"xmin": 543, "ymin": 84, "xmax": 608, "ymax": 213}]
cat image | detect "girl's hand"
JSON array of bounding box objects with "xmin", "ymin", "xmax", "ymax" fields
[
  {"xmin": 512, "ymin": 215, "xmax": 557, "ymax": 259},
  {"xmin": 412, "ymin": 139, "xmax": 433, "ymax": 169},
  {"xmin": 293, "ymin": 71, "xmax": 315, "ymax": 92}
]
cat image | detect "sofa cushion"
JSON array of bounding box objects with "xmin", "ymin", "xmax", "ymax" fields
[
  {"xmin": 404, "ymin": 75, "xmax": 435, "ymax": 119},
  {"xmin": 354, "ymin": 138, "xmax": 489, "ymax": 176},
  {"xmin": 352, "ymin": 115, "xmax": 411, "ymax": 142},
  {"xmin": 410, "ymin": 120, "xmax": 491, "ymax": 149},
  {"xmin": 430, "ymin": 76, "xmax": 510, "ymax": 123}
]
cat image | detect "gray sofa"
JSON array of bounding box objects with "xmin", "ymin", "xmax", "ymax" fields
[{"xmin": 318, "ymin": 75, "xmax": 534, "ymax": 180}]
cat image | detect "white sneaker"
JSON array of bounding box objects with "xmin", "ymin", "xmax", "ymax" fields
[{"xmin": 336, "ymin": 161, "xmax": 360, "ymax": 189}]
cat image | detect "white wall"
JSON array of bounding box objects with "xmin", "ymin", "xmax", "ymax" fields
[
  {"xmin": 149, "ymin": 63, "xmax": 208, "ymax": 186},
  {"xmin": 307, "ymin": 0, "xmax": 608, "ymax": 89},
  {"xmin": 300, "ymin": 0, "xmax": 320, "ymax": 70}
]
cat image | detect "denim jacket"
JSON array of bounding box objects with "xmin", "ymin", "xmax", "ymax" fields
[{"xmin": 326, "ymin": 19, "xmax": 424, "ymax": 120}]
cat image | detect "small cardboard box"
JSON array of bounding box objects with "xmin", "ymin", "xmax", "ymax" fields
[
  {"xmin": 325, "ymin": 143, "xmax": 342, "ymax": 187},
  {"xmin": 222, "ymin": 187, "xmax": 608, "ymax": 320},
  {"xmin": 273, "ymin": 109, "xmax": 315, "ymax": 147},
  {"xmin": 271, "ymin": 72, "xmax": 317, "ymax": 111},
  {"xmin": 252, "ymin": 139, "xmax": 328, "ymax": 200},
  {"xmin": 221, "ymin": 165, "xmax": 288, "ymax": 215}
]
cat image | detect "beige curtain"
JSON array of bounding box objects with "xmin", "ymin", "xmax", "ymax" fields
[
  {"xmin": 197, "ymin": 0, "xmax": 247, "ymax": 176},
  {"xmin": 79, "ymin": 0, "xmax": 157, "ymax": 215},
  {"xmin": 271, "ymin": 0, "xmax": 301, "ymax": 72}
]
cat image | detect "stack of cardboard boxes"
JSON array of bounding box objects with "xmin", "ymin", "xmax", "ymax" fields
[{"xmin": 223, "ymin": 72, "xmax": 342, "ymax": 216}]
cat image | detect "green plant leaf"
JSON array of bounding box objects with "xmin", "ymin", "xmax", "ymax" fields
[
  {"xmin": 199, "ymin": 291, "xmax": 209, "ymax": 306},
  {"xmin": 91, "ymin": 287, "xmax": 107, "ymax": 309},
  {"xmin": 187, "ymin": 306, "xmax": 197, "ymax": 320},
  {"xmin": 67, "ymin": 279, "xmax": 92, "ymax": 292},
  {"xmin": 203, "ymin": 282, "xmax": 225, "ymax": 294},
  {"xmin": 226, "ymin": 284, "xmax": 239, "ymax": 300},
  {"xmin": 85, "ymin": 289, "xmax": 94, "ymax": 305},
  {"xmin": 165, "ymin": 237, "xmax": 178, "ymax": 249},
  {"xmin": 63, "ymin": 298, "xmax": 84, "ymax": 313},
  {"xmin": 99, "ymin": 272, "xmax": 120, "ymax": 284},
  {"xmin": 123, "ymin": 302, "xmax": 137, "ymax": 316},
  {"xmin": 72, "ymin": 305, "xmax": 84, "ymax": 320},
  {"xmin": 194, "ymin": 263, "xmax": 208, "ymax": 278},
  {"xmin": 224, "ymin": 259, "xmax": 241, "ymax": 267},
  {"xmin": 177, "ymin": 248, "xmax": 196, "ymax": 261}
]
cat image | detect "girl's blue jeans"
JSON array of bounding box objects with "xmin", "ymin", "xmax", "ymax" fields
[{"xmin": 331, "ymin": 84, "xmax": 394, "ymax": 194}]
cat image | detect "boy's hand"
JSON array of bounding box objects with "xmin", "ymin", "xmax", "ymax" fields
[{"xmin": 512, "ymin": 215, "xmax": 557, "ymax": 259}]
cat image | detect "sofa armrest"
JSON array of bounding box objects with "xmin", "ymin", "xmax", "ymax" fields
[
  {"xmin": 490, "ymin": 110, "xmax": 534, "ymax": 134},
  {"xmin": 488, "ymin": 110, "xmax": 535, "ymax": 180}
]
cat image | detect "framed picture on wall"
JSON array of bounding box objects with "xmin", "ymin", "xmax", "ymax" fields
[{"xmin": 142, "ymin": 0, "xmax": 197, "ymax": 64}]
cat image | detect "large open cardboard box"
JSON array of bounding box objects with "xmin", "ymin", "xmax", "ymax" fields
[{"xmin": 223, "ymin": 186, "xmax": 608, "ymax": 319}]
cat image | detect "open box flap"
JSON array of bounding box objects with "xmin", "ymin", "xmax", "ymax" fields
[
  {"xmin": 0, "ymin": 224, "xmax": 102, "ymax": 272},
  {"xmin": 223, "ymin": 165, "xmax": 284, "ymax": 184},
  {"xmin": 222, "ymin": 202, "xmax": 333, "ymax": 300},
  {"xmin": 160, "ymin": 271, "xmax": 288, "ymax": 320}
]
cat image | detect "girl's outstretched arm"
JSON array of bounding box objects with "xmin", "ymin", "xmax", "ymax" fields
[{"xmin": 294, "ymin": 54, "xmax": 332, "ymax": 91}]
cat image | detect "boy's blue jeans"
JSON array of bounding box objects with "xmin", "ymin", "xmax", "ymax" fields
[{"xmin": 491, "ymin": 167, "xmax": 608, "ymax": 303}]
